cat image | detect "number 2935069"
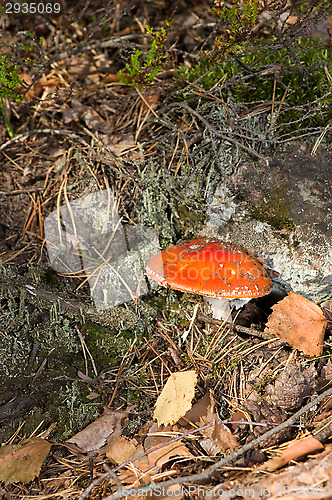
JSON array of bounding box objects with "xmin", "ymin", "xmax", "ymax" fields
[{"xmin": 5, "ymin": 2, "xmax": 61, "ymax": 14}]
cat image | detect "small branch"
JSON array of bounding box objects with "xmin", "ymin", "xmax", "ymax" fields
[{"xmin": 198, "ymin": 314, "xmax": 280, "ymax": 342}]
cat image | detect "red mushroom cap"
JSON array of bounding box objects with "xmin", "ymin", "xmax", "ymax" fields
[{"xmin": 146, "ymin": 239, "xmax": 272, "ymax": 299}]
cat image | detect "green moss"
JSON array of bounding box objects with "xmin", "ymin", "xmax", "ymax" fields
[
  {"xmin": 0, "ymin": 265, "xmax": 152, "ymax": 443},
  {"xmin": 174, "ymin": 198, "xmax": 205, "ymax": 237},
  {"xmin": 84, "ymin": 321, "xmax": 135, "ymax": 367},
  {"xmin": 245, "ymin": 183, "xmax": 295, "ymax": 233},
  {"xmin": 40, "ymin": 267, "xmax": 61, "ymax": 287},
  {"xmin": 53, "ymin": 382, "xmax": 101, "ymax": 441}
]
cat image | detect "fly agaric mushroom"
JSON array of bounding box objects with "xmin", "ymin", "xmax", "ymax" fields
[{"xmin": 146, "ymin": 239, "xmax": 272, "ymax": 321}]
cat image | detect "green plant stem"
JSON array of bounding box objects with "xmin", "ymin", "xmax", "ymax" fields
[{"xmin": 0, "ymin": 96, "xmax": 15, "ymax": 138}]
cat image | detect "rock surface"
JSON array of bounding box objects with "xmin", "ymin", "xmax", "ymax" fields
[{"xmin": 205, "ymin": 142, "xmax": 332, "ymax": 302}]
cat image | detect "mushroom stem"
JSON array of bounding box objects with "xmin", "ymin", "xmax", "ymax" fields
[
  {"xmin": 205, "ymin": 297, "xmax": 251, "ymax": 322},
  {"xmin": 205, "ymin": 297, "xmax": 232, "ymax": 321}
]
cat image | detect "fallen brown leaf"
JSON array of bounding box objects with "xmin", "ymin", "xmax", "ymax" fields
[
  {"xmin": 104, "ymin": 72, "xmax": 121, "ymax": 83},
  {"xmin": 178, "ymin": 392, "xmax": 210, "ymax": 427},
  {"xmin": 259, "ymin": 436, "xmax": 324, "ymax": 472},
  {"xmin": 115, "ymin": 437, "xmax": 192, "ymax": 487},
  {"xmin": 195, "ymin": 392, "xmax": 238, "ymax": 455},
  {"xmin": 180, "ymin": 391, "xmax": 238, "ymax": 455},
  {"xmin": 116, "ymin": 443, "xmax": 154, "ymax": 487},
  {"xmin": 144, "ymin": 422, "xmax": 174, "ymax": 449},
  {"xmin": 66, "ymin": 408, "xmax": 129, "ymax": 453},
  {"xmin": 228, "ymin": 408, "xmax": 248, "ymax": 432},
  {"xmin": 259, "ymin": 435, "xmax": 324, "ymax": 472},
  {"xmin": 0, "ymin": 437, "xmax": 52, "ymax": 485},
  {"xmin": 106, "ymin": 428, "xmax": 191, "ymax": 486},
  {"xmin": 143, "ymin": 88, "xmax": 160, "ymax": 109},
  {"xmin": 146, "ymin": 440, "xmax": 193, "ymax": 467},
  {"xmin": 106, "ymin": 435, "xmax": 138, "ymax": 465},
  {"xmin": 264, "ymin": 291, "xmax": 327, "ymax": 357},
  {"xmin": 102, "ymin": 133, "xmax": 136, "ymax": 155},
  {"xmin": 18, "ymin": 73, "xmax": 35, "ymax": 101},
  {"xmin": 65, "ymin": 99, "xmax": 113, "ymax": 134},
  {"xmin": 201, "ymin": 418, "xmax": 238, "ymax": 456}
]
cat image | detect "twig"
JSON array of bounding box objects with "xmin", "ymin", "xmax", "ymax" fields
[
  {"xmin": 77, "ymin": 415, "xmax": 305, "ymax": 500},
  {"xmin": 104, "ymin": 385, "xmax": 332, "ymax": 499},
  {"xmin": 104, "ymin": 464, "xmax": 123, "ymax": 492},
  {"xmin": 198, "ymin": 314, "xmax": 279, "ymax": 342},
  {"xmin": 75, "ymin": 325, "xmax": 98, "ymax": 378},
  {"xmin": 144, "ymin": 336, "xmax": 172, "ymax": 375},
  {"xmin": 311, "ymin": 120, "xmax": 331, "ymax": 155},
  {"xmin": 0, "ymin": 187, "xmax": 43, "ymax": 195},
  {"xmin": 107, "ymin": 340, "xmax": 137, "ymax": 407}
]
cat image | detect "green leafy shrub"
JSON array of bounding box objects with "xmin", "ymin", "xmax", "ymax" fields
[
  {"xmin": 0, "ymin": 30, "xmax": 39, "ymax": 138},
  {"xmin": 0, "ymin": 54, "xmax": 24, "ymax": 138},
  {"xmin": 178, "ymin": 38, "xmax": 332, "ymax": 134},
  {"xmin": 120, "ymin": 23, "xmax": 171, "ymax": 87},
  {"xmin": 212, "ymin": 0, "xmax": 261, "ymax": 54},
  {"xmin": 0, "ymin": 54, "xmax": 23, "ymax": 102}
]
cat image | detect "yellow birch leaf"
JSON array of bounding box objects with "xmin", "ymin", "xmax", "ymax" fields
[{"xmin": 154, "ymin": 370, "xmax": 197, "ymax": 426}]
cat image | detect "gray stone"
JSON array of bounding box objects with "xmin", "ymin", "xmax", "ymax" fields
[{"xmin": 205, "ymin": 143, "xmax": 332, "ymax": 302}]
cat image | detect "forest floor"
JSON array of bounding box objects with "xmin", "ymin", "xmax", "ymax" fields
[{"xmin": 0, "ymin": 1, "xmax": 332, "ymax": 499}]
